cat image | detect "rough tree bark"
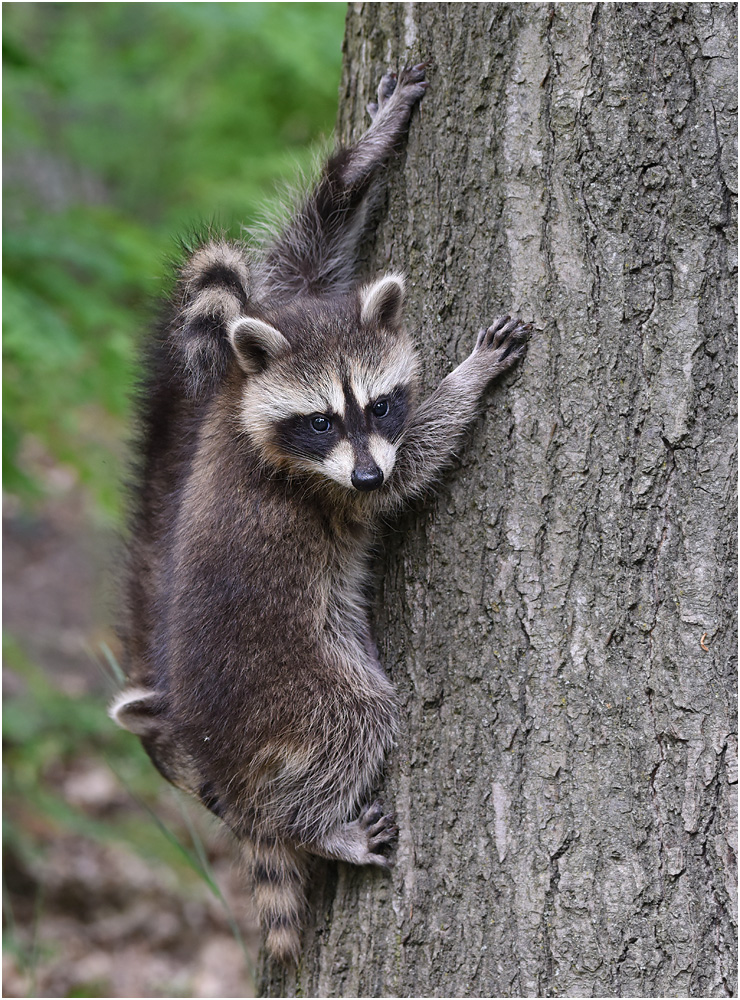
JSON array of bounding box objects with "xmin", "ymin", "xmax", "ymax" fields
[{"xmin": 262, "ymin": 4, "xmax": 737, "ymax": 997}]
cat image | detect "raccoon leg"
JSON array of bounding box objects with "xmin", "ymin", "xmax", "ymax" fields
[
  {"xmin": 260, "ymin": 65, "xmax": 428, "ymax": 297},
  {"xmin": 302, "ymin": 801, "xmax": 398, "ymax": 868},
  {"xmin": 343, "ymin": 63, "xmax": 429, "ymax": 186},
  {"xmin": 244, "ymin": 838, "xmax": 312, "ymax": 965},
  {"xmin": 384, "ymin": 316, "xmax": 532, "ymax": 506}
]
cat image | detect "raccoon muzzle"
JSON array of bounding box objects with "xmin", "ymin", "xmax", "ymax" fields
[{"xmin": 351, "ymin": 463, "xmax": 384, "ymax": 492}]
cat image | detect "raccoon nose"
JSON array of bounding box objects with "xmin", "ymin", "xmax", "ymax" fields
[{"xmin": 351, "ymin": 464, "xmax": 384, "ymax": 492}]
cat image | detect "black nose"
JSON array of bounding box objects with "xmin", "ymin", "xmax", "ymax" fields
[{"xmin": 351, "ymin": 465, "xmax": 384, "ymax": 492}]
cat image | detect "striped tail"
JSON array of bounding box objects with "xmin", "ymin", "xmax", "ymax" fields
[
  {"xmin": 171, "ymin": 239, "xmax": 252, "ymax": 397},
  {"xmin": 244, "ymin": 838, "xmax": 311, "ymax": 965}
]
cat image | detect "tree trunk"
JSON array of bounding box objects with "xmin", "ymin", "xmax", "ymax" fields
[{"xmin": 262, "ymin": 3, "xmax": 737, "ymax": 996}]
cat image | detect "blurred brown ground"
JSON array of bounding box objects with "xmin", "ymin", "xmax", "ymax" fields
[{"xmin": 3, "ymin": 459, "xmax": 261, "ymax": 998}]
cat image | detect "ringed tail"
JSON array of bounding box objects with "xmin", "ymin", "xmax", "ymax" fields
[
  {"xmin": 172, "ymin": 239, "xmax": 252, "ymax": 397},
  {"xmin": 244, "ymin": 838, "xmax": 311, "ymax": 964}
]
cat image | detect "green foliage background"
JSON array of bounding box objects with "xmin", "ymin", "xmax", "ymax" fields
[
  {"xmin": 3, "ymin": 6, "xmax": 346, "ymax": 993},
  {"xmin": 3, "ymin": 1, "xmax": 346, "ymax": 518}
]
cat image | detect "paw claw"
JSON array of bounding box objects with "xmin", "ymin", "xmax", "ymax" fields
[
  {"xmin": 371, "ymin": 827, "xmax": 398, "ymax": 847},
  {"xmin": 402, "ymin": 63, "xmax": 428, "ymax": 85},
  {"xmin": 368, "ymin": 852, "xmax": 393, "ymax": 869},
  {"xmin": 359, "ymin": 800, "xmax": 385, "ymax": 828},
  {"xmin": 472, "ymin": 314, "xmax": 532, "ymax": 375},
  {"xmin": 356, "ymin": 800, "xmax": 398, "ymax": 862},
  {"xmin": 368, "ymin": 814, "xmax": 397, "ymax": 840},
  {"xmin": 376, "ymin": 73, "xmax": 398, "ymax": 109},
  {"xmin": 374, "ymin": 65, "xmax": 428, "ymax": 116}
]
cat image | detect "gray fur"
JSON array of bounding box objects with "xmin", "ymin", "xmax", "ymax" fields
[{"xmin": 113, "ymin": 65, "xmax": 530, "ymax": 965}]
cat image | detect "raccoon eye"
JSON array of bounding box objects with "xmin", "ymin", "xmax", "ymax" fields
[
  {"xmin": 310, "ymin": 414, "xmax": 331, "ymax": 433},
  {"xmin": 372, "ymin": 398, "xmax": 389, "ymax": 418}
]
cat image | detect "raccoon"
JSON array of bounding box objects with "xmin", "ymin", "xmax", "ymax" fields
[{"xmin": 110, "ymin": 64, "xmax": 530, "ymax": 964}]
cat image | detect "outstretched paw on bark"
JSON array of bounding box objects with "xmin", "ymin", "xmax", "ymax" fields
[
  {"xmin": 356, "ymin": 800, "xmax": 398, "ymax": 867},
  {"xmin": 367, "ymin": 63, "xmax": 429, "ymax": 121},
  {"xmin": 473, "ymin": 315, "xmax": 532, "ymax": 376}
]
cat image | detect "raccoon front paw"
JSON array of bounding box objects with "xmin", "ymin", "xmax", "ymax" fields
[
  {"xmin": 367, "ymin": 63, "xmax": 429, "ymax": 120},
  {"xmin": 357, "ymin": 799, "xmax": 398, "ymax": 867},
  {"xmin": 473, "ymin": 315, "xmax": 532, "ymax": 376}
]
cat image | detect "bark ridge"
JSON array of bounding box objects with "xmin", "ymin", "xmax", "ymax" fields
[{"xmin": 263, "ymin": 4, "xmax": 737, "ymax": 996}]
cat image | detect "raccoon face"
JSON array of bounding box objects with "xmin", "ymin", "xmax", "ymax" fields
[
  {"xmin": 273, "ymin": 377, "xmax": 411, "ymax": 492},
  {"xmin": 230, "ymin": 275, "xmax": 419, "ymax": 492}
]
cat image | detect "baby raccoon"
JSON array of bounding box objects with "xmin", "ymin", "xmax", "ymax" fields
[{"xmin": 110, "ymin": 64, "xmax": 530, "ymax": 964}]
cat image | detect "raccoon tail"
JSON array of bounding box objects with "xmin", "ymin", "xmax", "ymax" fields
[
  {"xmin": 170, "ymin": 239, "xmax": 253, "ymax": 398},
  {"xmin": 244, "ymin": 838, "xmax": 312, "ymax": 965}
]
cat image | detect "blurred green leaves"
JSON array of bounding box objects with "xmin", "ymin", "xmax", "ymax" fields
[
  {"xmin": 3, "ymin": 14, "xmax": 349, "ymax": 988},
  {"xmin": 3, "ymin": 2, "xmax": 346, "ymax": 519},
  {"xmin": 2, "ymin": 634, "xmax": 164, "ymax": 865}
]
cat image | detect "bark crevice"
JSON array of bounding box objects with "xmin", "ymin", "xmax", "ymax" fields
[{"xmin": 261, "ymin": 4, "xmax": 737, "ymax": 996}]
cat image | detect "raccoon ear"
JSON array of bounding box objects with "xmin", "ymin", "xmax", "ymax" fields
[
  {"xmin": 109, "ymin": 687, "xmax": 166, "ymax": 737},
  {"xmin": 228, "ymin": 317, "xmax": 290, "ymax": 375},
  {"xmin": 360, "ymin": 273, "xmax": 405, "ymax": 329}
]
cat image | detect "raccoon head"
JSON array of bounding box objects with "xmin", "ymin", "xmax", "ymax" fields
[{"xmin": 230, "ymin": 274, "xmax": 419, "ymax": 492}]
